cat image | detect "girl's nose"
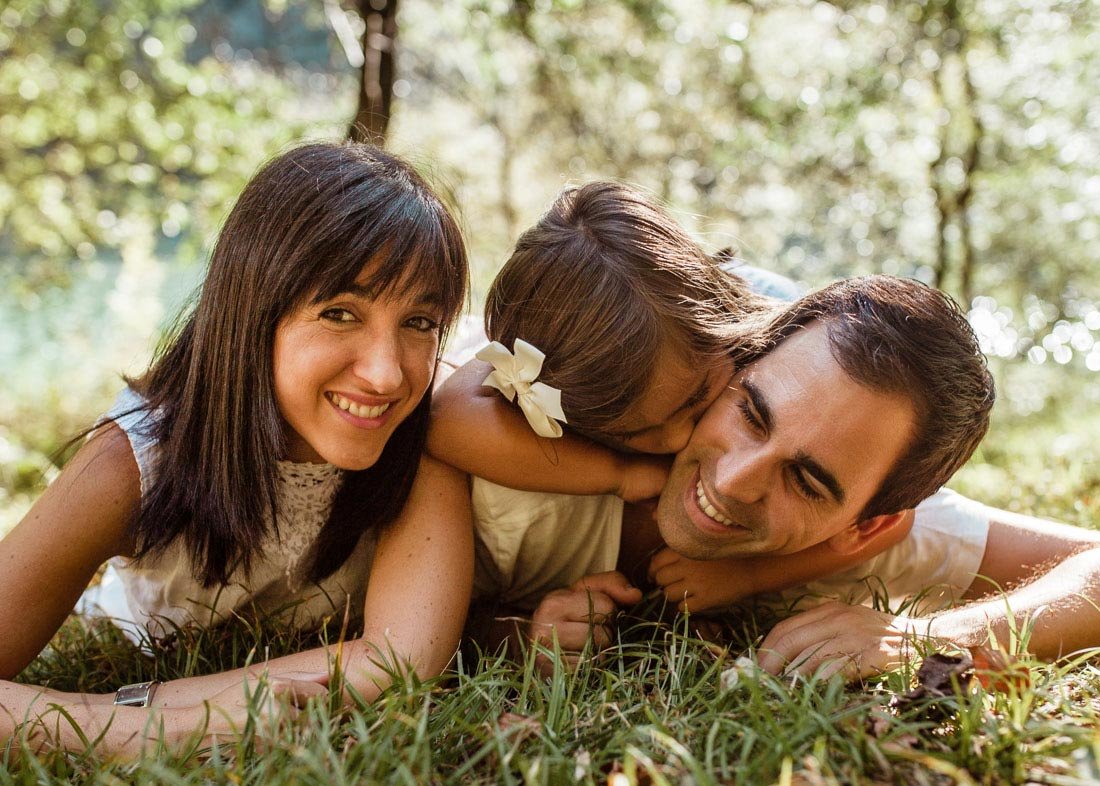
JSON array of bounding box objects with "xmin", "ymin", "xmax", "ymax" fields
[
  {"xmin": 661, "ymin": 416, "xmax": 696, "ymax": 454},
  {"xmin": 352, "ymin": 333, "xmax": 404, "ymax": 394},
  {"xmin": 713, "ymin": 447, "xmax": 770, "ymax": 505}
]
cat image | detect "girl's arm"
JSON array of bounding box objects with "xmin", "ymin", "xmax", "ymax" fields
[
  {"xmin": 151, "ymin": 455, "xmax": 473, "ymax": 708},
  {"xmin": 649, "ymin": 511, "xmax": 916, "ymax": 612},
  {"xmin": 428, "ymin": 359, "xmax": 667, "ymax": 500}
]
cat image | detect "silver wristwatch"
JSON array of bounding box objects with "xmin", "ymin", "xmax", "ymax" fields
[{"xmin": 113, "ymin": 680, "xmax": 160, "ymax": 707}]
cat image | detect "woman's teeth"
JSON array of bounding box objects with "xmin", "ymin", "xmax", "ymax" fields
[
  {"xmin": 696, "ymin": 479, "xmax": 734, "ymax": 527},
  {"xmin": 331, "ymin": 393, "xmax": 391, "ymax": 419}
]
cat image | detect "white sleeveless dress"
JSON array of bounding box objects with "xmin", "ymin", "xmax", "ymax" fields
[{"xmin": 81, "ymin": 388, "xmax": 376, "ymax": 639}]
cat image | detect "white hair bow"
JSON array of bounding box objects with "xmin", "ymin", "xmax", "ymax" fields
[{"xmin": 476, "ymin": 339, "xmax": 568, "ymax": 438}]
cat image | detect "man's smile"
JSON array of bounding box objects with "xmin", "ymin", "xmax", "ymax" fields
[{"xmin": 684, "ymin": 468, "xmax": 753, "ymax": 538}]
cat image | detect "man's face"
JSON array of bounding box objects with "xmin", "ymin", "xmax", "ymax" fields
[{"xmin": 656, "ymin": 322, "xmax": 917, "ymax": 560}]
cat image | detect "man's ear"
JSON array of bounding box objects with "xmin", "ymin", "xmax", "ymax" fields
[{"xmin": 825, "ymin": 509, "xmax": 914, "ymax": 556}]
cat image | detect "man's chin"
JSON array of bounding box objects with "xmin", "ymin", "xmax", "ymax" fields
[{"xmin": 656, "ymin": 471, "xmax": 755, "ymax": 560}]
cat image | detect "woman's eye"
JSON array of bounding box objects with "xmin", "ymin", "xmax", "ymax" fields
[
  {"xmin": 320, "ymin": 307, "xmax": 357, "ymax": 323},
  {"xmin": 406, "ymin": 315, "xmax": 440, "ymax": 333},
  {"xmin": 791, "ymin": 466, "xmax": 825, "ymax": 501}
]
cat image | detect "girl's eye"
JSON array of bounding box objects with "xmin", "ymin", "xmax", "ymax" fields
[
  {"xmin": 737, "ymin": 399, "xmax": 764, "ymax": 434},
  {"xmin": 405, "ymin": 315, "xmax": 440, "ymax": 333},
  {"xmin": 791, "ymin": 466, "xmax": 825, "ymax": 501},
  {"xmin": 320, "ymin": 307, "xmax": 357, "ymax": 323}
]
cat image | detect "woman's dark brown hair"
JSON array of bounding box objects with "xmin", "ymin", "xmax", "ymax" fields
[
  {"xmin": 126, "ymin": 142, "xmax": 468, "ymax": 586},
  {"xmin": 485, "ymin": 181, "xmax": 769, "ymax": 441}
]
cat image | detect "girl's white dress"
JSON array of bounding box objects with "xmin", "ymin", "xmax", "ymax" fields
[{"xmin": 80, "ymin": 388, "xmax": 376, "ymax": 640}]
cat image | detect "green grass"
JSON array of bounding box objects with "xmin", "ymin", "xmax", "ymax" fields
[
  {"xmin": 7, "ymin": 608, "xmax": 1100, "ymax": 784},
  {"xmin": 4, "ymin": 365, "xmax": 1100, "ymax": 783}
]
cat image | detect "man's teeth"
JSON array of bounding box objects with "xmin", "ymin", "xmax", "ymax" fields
[
  {"xmin": 696, "ymin": 479, "xmax": 735, "ymax": 527},
  {"xmin": 331, "ymin": 393, "xmax": 391, "ymax": 419}
]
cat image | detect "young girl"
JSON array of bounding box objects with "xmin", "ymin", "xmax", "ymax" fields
[
  {"xmin": 428, "ymin": 181, "xmax": 914, "ymax": 629},
  {"xmin": 0, "ymin": 142, "xmax": 472, "ymax": 757}
]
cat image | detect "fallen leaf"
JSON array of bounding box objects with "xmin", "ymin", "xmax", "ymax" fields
[
  {"xmin": 968, "ymin": 645, "xmax": 1031, "ymax": 693},
  {"xmin": 496, "ymin": 712, "xmax": 541, "ymax": 739},
  {"xmin": 887, "ymin": 651, "xmax": 974, "ymax": 715}
]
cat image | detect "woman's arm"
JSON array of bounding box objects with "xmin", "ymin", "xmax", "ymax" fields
[
  {"xmin": 151, "ymin": 455, "xmax": 474, "ymax": 708},
  {"xmin": 0, "ymin": 424, "xmax": 137, "ymax": 679},
  {"xmin": 428, "ymin": 359, "xmax": 666, "ymax": 500},
  {"xmin": 0, "ymin": 424, "xmax": 274, "ymax": 756}
]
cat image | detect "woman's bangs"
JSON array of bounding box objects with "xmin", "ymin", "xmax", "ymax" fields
[{"xmin": 359, "ymin": 216, "xmax": 465, "ymax": 325}]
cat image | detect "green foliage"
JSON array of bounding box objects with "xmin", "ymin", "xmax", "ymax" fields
[{"xmin": 0, "ymin": 0, "xmax": 346, "ymax": 280}]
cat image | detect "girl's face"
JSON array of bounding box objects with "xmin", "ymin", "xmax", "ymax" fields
[
  {"xmin": 602, "ymin": 341, "xmax": 734, "ymax": 455},
  {"xmin": 272, "ymin": 262, "xmax": 443, "ymax": 469}
]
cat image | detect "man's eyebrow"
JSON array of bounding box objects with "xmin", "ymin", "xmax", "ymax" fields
[{"xmin": 795, "ymin": 451, "xmax": 846, "ymax": 504}]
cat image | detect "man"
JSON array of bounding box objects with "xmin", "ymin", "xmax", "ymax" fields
[{"xmin": 475, "ymin": 276, "xmax": 1100, "ymax": 676}]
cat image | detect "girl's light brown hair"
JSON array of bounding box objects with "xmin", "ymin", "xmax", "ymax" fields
[{"xmin": 485, "ymin": 181, "xmax": 768, "ymax": 441}]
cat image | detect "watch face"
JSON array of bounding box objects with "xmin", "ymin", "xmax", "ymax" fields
[{"xmin": 114, "ymin": 681, "xmax": 156, "ymax": 707}]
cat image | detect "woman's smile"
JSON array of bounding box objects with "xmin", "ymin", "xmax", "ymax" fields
[{"xmin": 327, "ymin": 391, "xmax": 395, "ymax": 423}]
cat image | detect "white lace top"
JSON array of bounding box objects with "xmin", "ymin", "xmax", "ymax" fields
[{"xmin": 91, "ymin": 388, "xmax": 376, "ymax": 636}]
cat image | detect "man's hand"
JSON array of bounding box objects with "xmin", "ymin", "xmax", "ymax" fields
[
  {"xmin": 757, "ymin": 601, "xmax": 928, "ymax": 681},
  {"xmin": 527, "ymin": 571, "xmax": 642, "ymax": 674},
  {"xmin": 647, "ymin": 548, "xmax": 753, "ymax": 612}
]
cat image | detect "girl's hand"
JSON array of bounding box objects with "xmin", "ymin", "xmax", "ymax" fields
[
  {"xmin": 616, "ymin": 455, "xmax": 672, "ymax": 502},
  {"xmin": 647, "ymin": 548, "xmax": 753, "ymax": 612}
]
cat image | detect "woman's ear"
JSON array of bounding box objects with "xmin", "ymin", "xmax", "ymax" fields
[{"xmin": 825, "ymin": 509, "xmax": 914, "ymax": 556}]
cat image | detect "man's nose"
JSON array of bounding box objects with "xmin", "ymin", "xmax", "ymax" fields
[
  {"xmin": 351, "ymin": 333, "xmax": 404, "ymax": 393},
  {"xmin": 712, "ymin": 447, "xmax": 771, "ymax": 505}
]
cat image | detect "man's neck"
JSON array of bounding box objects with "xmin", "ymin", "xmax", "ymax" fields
[{"xmin": 618, "ymin": 500, "xmax": 666, "ymax": 588}]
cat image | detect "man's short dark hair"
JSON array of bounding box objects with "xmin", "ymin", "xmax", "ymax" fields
[{"xmin": 757, "ymin": 275, "xmax": 995, "ymax": 518}]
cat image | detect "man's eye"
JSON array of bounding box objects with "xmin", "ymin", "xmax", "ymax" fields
[
  {"xmin": 320, "ymin": 308, "xmax": 356, "ymax": 323},
  {"xmin": 737, "ymin": 400, "xmax": 763, "ymax": 433},
  {"xmin": 791, "ymin": 466, "xmax": 825, "ymax": 501},
  {"xmin": 405, "ymin": 315, "xmax": 440, "ymax": 333}
]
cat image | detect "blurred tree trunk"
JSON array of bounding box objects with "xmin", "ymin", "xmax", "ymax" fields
[
  {"xmin": 348, "ymin": 0, "xmax": 398, "ymax": 145},
  {"xmin": 928, "ymin": 0, "xmax": 981, "ymax": 305}
]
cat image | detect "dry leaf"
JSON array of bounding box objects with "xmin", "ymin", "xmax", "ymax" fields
[
  {"xmin": 892, "ymin": 651, "xmax": 973, "ymax": 710},
  {"xmin": 968, "ymin": 645, "xmax": 1031, "ymax": 693},
  {"xmin": 496, "ymin": 712, "xmax": 541, "ymax": 739}
]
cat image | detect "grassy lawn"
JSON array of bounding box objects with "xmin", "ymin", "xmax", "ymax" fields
[{"xmin": 4, "ymin": 365, "xmax": 1100, "ymax": 783}]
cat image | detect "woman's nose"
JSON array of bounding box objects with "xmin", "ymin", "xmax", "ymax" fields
[{"xmin": 351, "ymin": 333, "xmax": 404, "ymax": 394}]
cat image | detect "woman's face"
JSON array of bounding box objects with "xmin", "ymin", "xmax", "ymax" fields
[
  {"xmin": 601, "ymin": 341, "xmax": 734, "ymax": 455},
  {"xmin": 272, "ymin": 262, "xmax": 443, "ymax": 469}
]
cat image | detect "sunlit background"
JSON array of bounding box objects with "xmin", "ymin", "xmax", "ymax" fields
[{"xmin": 2, "ymin": 0, "xmax": 1098, "ymax": 532}]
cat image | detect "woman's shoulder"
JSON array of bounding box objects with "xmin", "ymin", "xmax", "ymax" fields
[{"xmin": 94, "ymin": 386, "xmax": 160, "ymax": 496}]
